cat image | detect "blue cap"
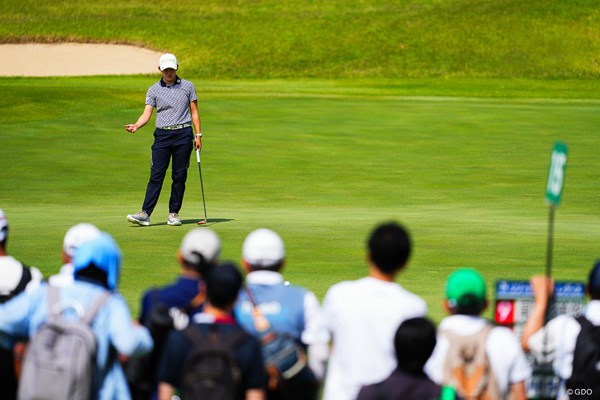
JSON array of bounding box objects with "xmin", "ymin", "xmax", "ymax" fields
[{"xmin": 73, "ymin": 232, "xmax": 121, "ymax": 290}]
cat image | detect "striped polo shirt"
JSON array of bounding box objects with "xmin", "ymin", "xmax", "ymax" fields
[{"xmin": 145, "ymin": 76, "xmax": 198, "ymax": 128}]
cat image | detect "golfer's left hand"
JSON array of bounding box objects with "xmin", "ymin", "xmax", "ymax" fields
[
  {"xmin": 530, "ymin": 275, "xmax": 554, "ymax": 303},
  {"xmin": 195, "ymin": 136, "xmax": 203, "ymax": 150}
]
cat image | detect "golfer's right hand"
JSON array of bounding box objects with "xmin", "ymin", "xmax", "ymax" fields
[{"xmin": 124, "ymin": 124, "xmax": 138, "ymax": 133}]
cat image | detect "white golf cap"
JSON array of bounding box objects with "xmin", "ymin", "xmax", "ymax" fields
[
  {"xmin": 242, "ymin": 228, "xmax": 285, "ymax": 268},
  {"xmin": 159, "ymin": 53, "xmax": 178, "ymax": 71},
  {"xmin": 180, "ymin": 228, "xmax": 221, "ymax": 265},
  {"xmin": 63, "ymin": 223, "xmax": 102, "ymax": 258},
  {"xmin": 0, "ymin": 209, "xmax": 8, "ymax": 242}
]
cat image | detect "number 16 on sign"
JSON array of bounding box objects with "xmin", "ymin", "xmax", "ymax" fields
[
  {"xmin": 546, "ymin": 142, "xmax": 568, "ymax": 206},
  {"xmin": 545, "ymin": 142, "xmax": 568, "ymax": 278}
]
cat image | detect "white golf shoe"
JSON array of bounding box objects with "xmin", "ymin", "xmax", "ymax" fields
[
  {"xmin": 127, "ymin": 211, "xmax": 150, "ymax": 226},
  {"xmin": 167, "ymin": 213, "xmax": 182, "ymax": 226}
]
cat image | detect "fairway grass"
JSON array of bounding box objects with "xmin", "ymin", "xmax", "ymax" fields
[{"xmin": 1, "ymin": 77, "xmax": 599, "ymax": 322}]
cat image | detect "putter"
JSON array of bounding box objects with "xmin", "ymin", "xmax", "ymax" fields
[{"xmin": 196, "ymin": 148, "xmax": 208, "ymax": 225}]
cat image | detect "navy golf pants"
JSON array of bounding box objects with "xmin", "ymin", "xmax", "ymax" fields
[{"xmin": 142, "ymin": 127, "xmax": 193, "ymax": 216}]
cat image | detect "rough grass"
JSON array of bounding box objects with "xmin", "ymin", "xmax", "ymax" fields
[{"xmin": 1, "ymin": 0, "xmax": 599, "ymax": 79}]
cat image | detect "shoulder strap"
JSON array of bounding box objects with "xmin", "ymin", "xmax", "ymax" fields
[
  {"xmin": 0, "ymin": 263, "xmax": 32, "ymax": 303},
  {"xmin": 82, "ymin": 291, "xmax": 111, "ymax": 325},
  {"xmin": 442, "ymin": 324, "xmax": 490, "ymax": 346},
  {"xmin": 183, "ymin": 324, "xmax": 247, "ymax": 350},
  {"xmin": 473, "ymin": 322, "xmax": 493, "ymax": 340},
  {"xmin": 442, "ymin": 323, "xmax": 496, "ymax": 396},
  {"xmin": 223, "ymin": 327, "xmax": 249, "ymax": 349},
  {"xmin": 575, "ymin": 315, "xmax": 600, "ymax": 342},
  {"xmin": 182, "ymin": 324, "xmax": 209, "ymax": 347},
  {"xmin": 443, "ymin": 322, "xmax": 493, "ymax": 342},
  {"xmin": 182, "ymin": 291, "xmax": 206, "ymax": 314},
  {"xmin": 45, "ymin": 285, "xmax": 110, "ymax": 325},
  {"xmin": 455, "ymin": 323, "xmax": 492, "ymax": 356},
  {"xmin": 13, "ymin": 263, "xmax": 32, "ymax": 294},
  {"xmin": 576, "ymin": 315, "xmax": 593, "ymax": 329},
  {"xmin": 150, "ymin": 288, "xmax": 163, "ymax": 308},
  {"xmin": 47, "ymin": 284, "xmax": 62, "ymax": 322},
  {"xmin": 244, "ymin": 286, "xmax": 271, "ymax": 332}
]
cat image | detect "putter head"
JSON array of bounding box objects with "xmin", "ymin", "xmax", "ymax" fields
[{"xmin": 197, "ymin": 220, "xmax": 207, "ymax": 225}]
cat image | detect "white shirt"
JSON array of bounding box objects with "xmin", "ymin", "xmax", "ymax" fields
[
  {"xmin": 527, "ymin": 300, "xmax": 600, "ymax": 399},
  {"xmin": 0, "ymin": 255, "xmax": 43, "ymax": 297},
  {"xmin": 322, "ymin": 276, "xmax": 427, "ymax": 400},
  {"xmin": 425, "ymin": 314, "xmax": 531, "ymax": 398}
]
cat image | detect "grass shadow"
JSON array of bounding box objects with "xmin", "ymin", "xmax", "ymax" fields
[
  {"xmin": 181, "ymin": 217, "xmax": 234, "ymax": 226},
  {"xmin": 127, "ymin": 217, "xmax": 234, "ymax": 227}
]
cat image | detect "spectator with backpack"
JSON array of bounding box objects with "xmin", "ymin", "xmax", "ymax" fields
[
  {"xmin": 321, "ymin": 221, "xmax": 427, "ymax": 400},
  {"xmin": 357, "ymin": 317, "xmax": 444, "ymax": 400},
  {"xmin": 234, "ymin": 228, "xmax": 329, "ymax": 400},
  {"xmin": 521, "ymin": 260, "xmax": 600, "ymax": 400},
  {"xmin": 127, "ymin": 228, "xmax": 221, "ymax": 399},
  {"xmin": 0, "ymin": 231, "xmax": 153, "ymax": 400},
  {"xmin": 0, "ymin": 208, "xmax": 43, "ymax": 399},
  {"xmin": 157, "ymin": 262, "xmax": 267, "ymax": 400},
  {"xmin": 425, "ymin": 268, "xmax": 531, "ymax": 400}
]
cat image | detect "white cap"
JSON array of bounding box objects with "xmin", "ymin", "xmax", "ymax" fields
[
  {"xmin": 0, "ymin": 209, "xmax": 8, "ymax": 242},
  {"xmin": 242, "ymin": 228, "xmax": 285, "ymax": 268},
  {"xmin": 159, "ymin": 53, "xmax": 178, "ymax": 71},
  {"xmin": 63, "ymin": 223, "xmax": 102, "ymax": 258},
  {"xmin": 180, "ymin": 228, "xmax": 221, "ymax": 265}
]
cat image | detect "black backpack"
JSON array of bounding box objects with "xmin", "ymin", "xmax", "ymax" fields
[
  {"xmin": 126, "ymin": 290, "xmax": 200, "ymax": 399},
  {"xmin": 565, "ymin": 316, "xmax": 600, "ymax": 399},
  {"xmin": 181, "ymin": 324, "xmax": 247, "ymax": 400}
]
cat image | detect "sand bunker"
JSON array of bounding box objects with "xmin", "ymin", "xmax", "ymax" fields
[{"xmin": 0, "ymin": 43, "xmax": 164, "ymax": 77}]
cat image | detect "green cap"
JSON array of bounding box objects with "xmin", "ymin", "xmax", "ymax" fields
[{"xmin": 445, "ymin": 268, "xmax": 486, "ymax": 307}]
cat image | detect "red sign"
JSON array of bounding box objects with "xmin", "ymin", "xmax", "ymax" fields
[{"xmin": 494, "ymin": 300, "xmax": 515, "ymax": 325}]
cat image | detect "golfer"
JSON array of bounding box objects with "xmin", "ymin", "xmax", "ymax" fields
[{"xmin": 125, "ymin": 53, "xmax": 202, "ymax": 226}]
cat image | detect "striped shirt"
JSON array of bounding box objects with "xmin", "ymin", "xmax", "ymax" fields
[{"xmin": 145, "ymin": 77, "xmax": 198, "ymax": 128}]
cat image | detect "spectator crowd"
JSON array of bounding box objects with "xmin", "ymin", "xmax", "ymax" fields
[{"xmin": 0, "ymin": 207, "xmax": 599, "ymax": 400}]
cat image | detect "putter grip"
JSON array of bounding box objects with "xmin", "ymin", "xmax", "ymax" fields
[{"xmin": 196, "ymin": 149, "xmax": 200, "ymax": 162}]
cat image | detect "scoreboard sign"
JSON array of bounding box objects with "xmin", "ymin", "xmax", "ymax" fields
[
  {"xmin": 495, "ymin": 280, "xmax": 585, "ymax": 332},
  {"xmin": 494, "ymin": 280, "xmax": 585, "ymax": 398}
]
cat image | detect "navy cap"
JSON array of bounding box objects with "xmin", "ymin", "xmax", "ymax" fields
[
  {"xmin": 205, "ymin": 262, "xmax": 243, "ymax": 306},
  {"xmin": 589, "ymin": 260, "xmax": 600, "ymax": 296},
  {"xmin": 0, "ymin": 209, "xmax": 8, "ymax": 242}
]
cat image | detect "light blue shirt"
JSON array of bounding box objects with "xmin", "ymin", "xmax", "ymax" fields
[
  {"xmin": 235, "ymin": 271, "xmax": 308, "ymax": 340},
  {"xmin": 234, "ymin": 270, "xmax": 330, "ymax": 379},
  {"xmin": 0, "ymin": 281, "xmax": 153, "ymax": 400}
]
